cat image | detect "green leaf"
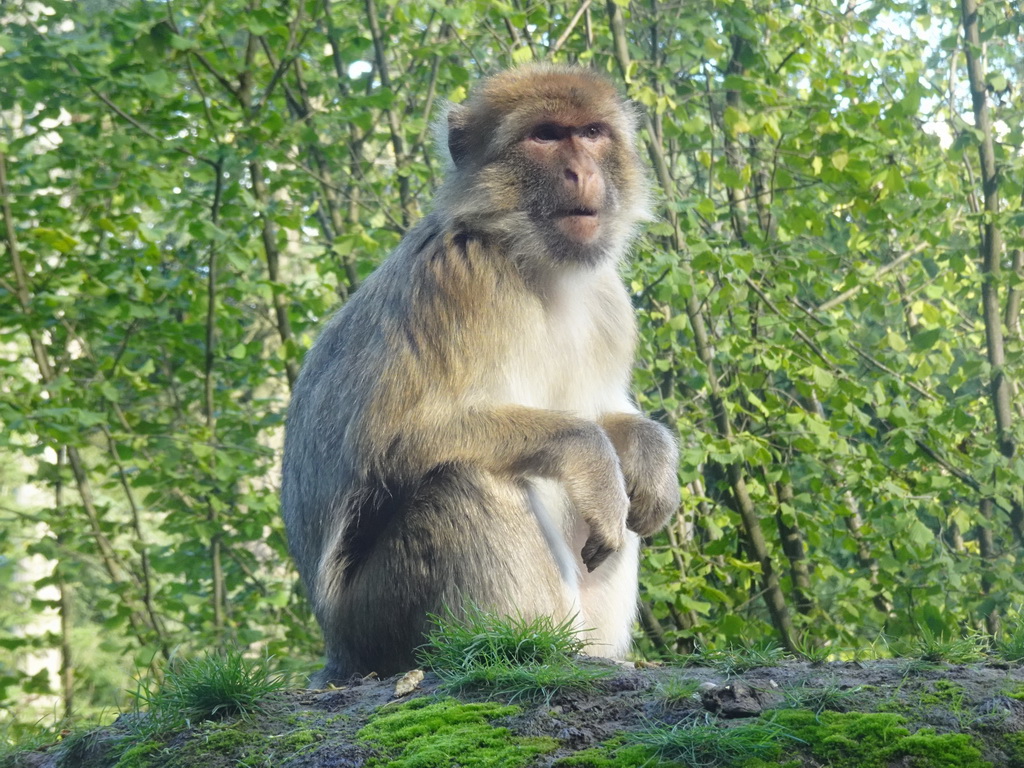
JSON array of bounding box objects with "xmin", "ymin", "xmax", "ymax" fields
[
  {"xmin": 140, "ymin": 70, "xmax": 172, "ymax": 93},
  {"xmin": 31, "ymin": 227, "xmax": 78, "ymax": 253},
  {"xmin": 723, "ymin": 106, "xmax": 750, "ymax": 135},
  {"xmin": 911, "ymin": 328, "xmax": 941, "ymax": 351}
]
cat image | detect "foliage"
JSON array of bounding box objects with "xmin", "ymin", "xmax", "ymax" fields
[{"xmin": 0, "ymin": 0, "xmax": 1023, "ymax": 738}]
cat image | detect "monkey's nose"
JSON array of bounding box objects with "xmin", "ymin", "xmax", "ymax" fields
[{"xmin": 564, "ymin": 166, "xmax": 603, "ymax": 205}]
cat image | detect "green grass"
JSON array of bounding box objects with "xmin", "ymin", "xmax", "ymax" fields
[
  {"xmin": 896, "ymin": 628, "xmax": 988, "ymax": 665},
  {"xmin": 780, "ymin": 679, "xmax": 861, "ymax": 714},
  {"xmin": 626, "ymin": 713, "xmax": 788, "ymax": 767},
  {"xmin": 131, "ymin": 650, "xmax": 288, "ymax": 729},
  {"xmin": 996, "ymin": 618, "xmax": 1024, "ymax": 663},
  {"xmin": 656, "ymin": 677, "xmax": 702, "ymax": 706},
  {"xmin": 684, "ymin": 641, "xmax": 790, "ymax": 674},
  {"xmin": 792, "ymin": 636, "xmax": 835, "ymax": 664},
  {"xmin": 417, "ymin": 607, "xmax": 612, "ymax": 703}
]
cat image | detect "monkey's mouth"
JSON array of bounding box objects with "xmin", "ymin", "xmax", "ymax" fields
[{"xmin": 552, "ymin": 209, "xmax": 600, "ymax": 243}]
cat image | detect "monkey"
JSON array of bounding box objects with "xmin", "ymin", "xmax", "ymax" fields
[{"xmin": 280, "ymin": 64, "xmax": 679, "ymax": 685}]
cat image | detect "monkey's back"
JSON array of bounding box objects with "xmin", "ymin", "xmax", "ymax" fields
[{"xmin": 282, "ymin": 216, "xmax": 525, "ymax": 588}]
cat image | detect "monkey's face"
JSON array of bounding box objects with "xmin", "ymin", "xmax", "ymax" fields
[
  {"xmin": 517, "ymin": 119, "xmax": 619, "ymax": 258},
  {"xmin": 441, "ymin": 66, "xmax": 649, "ymax": 266}
]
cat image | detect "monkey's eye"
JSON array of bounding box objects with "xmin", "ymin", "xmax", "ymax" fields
[
  {"xmin": 529, "ymin": 123, "xmax": 563, "ymax": 142},
  {"xmin": 580, "ymin": 124, "xmax": 606, "ymax": 140}
]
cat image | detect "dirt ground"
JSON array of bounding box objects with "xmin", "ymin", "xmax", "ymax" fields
[{"xmin": 10, "ymin": 658, "xmax": 1024, "ymax": 768}]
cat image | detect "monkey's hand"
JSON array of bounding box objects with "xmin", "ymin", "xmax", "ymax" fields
[
  {"xmin": 576, "ymin": 483, "xmax": 630, "ymax": 571},
  {"xmin": 600, "ymin": 413, "xmax": 680, "ymax": 536},
  {"xmin": 427, "ymin": 406, "xmax": 632, "ymax": 571},
  {"xmin": 580, "ymin": 518, "xmax": 626, "ymax": 572},
  {"xmin": 562, "ymin": 424, "xmax": 630, "ymax": 572}
]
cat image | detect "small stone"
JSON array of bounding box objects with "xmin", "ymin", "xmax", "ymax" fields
[
  {"xmin": 393, "ymin": 668, "xmax": 425, "ymax": 697},
  {"xmin": 700, "ymin": 683, "xmax": 767, "ymax": 718},
  {"xmin": 558, "ymin": 726, "xmax": 590, "ymax": 748}
]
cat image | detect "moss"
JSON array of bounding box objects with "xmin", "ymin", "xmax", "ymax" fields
[
  {"xmin": 50, "ymin": 710, "xmax": 328, "ymax": 768},
  {"xmin": 198, "ymin": 727, "xmax": 255, "ymax": 753},
  {"xmin": 1004, "ymin": 684, "xmax": 1024, "ymax": 701},
  {"xmin": 555, "ymin": 734, "xmax": 797, "ymax": 768},
  {"xmin": 771, "ymin": 710, "xmax": 991, "ymax": 768},
  {"xmin": 111, "ymin": 740, "xmax": 165, "ymax": 768},
  {"xmin": 919, "ymin": 681, "xmax": 966, "ymax": 707},
  {"xmin": 554, "ymin": 737, "xmax": 662, "ymax": 768},
  {"xmin": 172, "ymin": 722, "xmax": 281, "ymax": 768},
  {"xmin": 1004, "ymin": 732, "xmax": 1024, "ymax": 768},
  {"xmin": 896, "ymin": 729, "xmax": 990, "ymax": 767},
  {"xmin": 111, "ymin": 722, "xmax": 274, "ymax": 768},
  {"xmin": 279, "ymin": 728, "xmax": 322, "ymax": 751},
  {"xmin": 357, "ymin": 697, "xmax": 558, "ymax": 768}
]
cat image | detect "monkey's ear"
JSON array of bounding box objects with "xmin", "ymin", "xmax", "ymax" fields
[{"xmin": 446, "ymin": 104, "xmax": 471, "ymax": 169}]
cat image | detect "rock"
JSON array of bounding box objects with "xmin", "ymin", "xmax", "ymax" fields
[
  {"xmin": 393, "ymin": 669, "xmax": 425, "ymax": 698},
  {"xmin": 700, "ymin": 682, "xmax": 768, "ymax": 717}
]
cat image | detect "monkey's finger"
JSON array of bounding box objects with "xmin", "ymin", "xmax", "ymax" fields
[{"xmin": 581, "ymin": 540, "xmax": 614, "ymax": 572}]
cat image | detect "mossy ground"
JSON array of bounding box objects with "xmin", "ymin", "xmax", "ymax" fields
[
  {"xmin": 3, "ymin": 659, "xmax": 1023, "ymax": 768},
  {"xmin": 357, "ymin": 697, "xmax": 558, "ymax": 767},
  {"xmin": 769, "ymin": 710, "xmax": 990, "ymax": 768},
  {"xmin": 555, "ymin": 710, "xmax": 992, "ymax": 768}
]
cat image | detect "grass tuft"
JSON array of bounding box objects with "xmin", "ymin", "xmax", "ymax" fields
[
  {"xmin": 781, "ymin": 679, "xmax": 861, "ymax": 714},
  {"xmin": 627, "ymin": 713, "xmax": 788, "ymax": 766},
  {"xmin": 996, "ymin": 618, "xmax": 1024, "ymax": 663},
  {"xmin": 131, "ymin": 650, "xmax": 288, "ymax": 729},
  {"xmin": 792, "ymin": 636, "xmax": 835, "ymax": 664},
  {"xmin": 657, "ymin": 677, "xmax": 702, "ymax": 707},
  {"xmin": 684, "ymin": 641, "xmax": 789, "ymax": 675},
  {"xmin": 898, "ymin": 628, "xmax": 988, "ymax": 665},
  {"xmin": 418, "ymin": 607, "xmax": 612, "ymax": 703}
]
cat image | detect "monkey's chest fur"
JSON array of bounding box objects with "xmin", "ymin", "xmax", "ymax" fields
[{"xmin": 486, "ymin": 267, "xmax": 636, "ymax": 417}]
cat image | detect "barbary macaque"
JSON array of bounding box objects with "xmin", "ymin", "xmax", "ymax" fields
[{"xmin": 281, "ymin": 64, "xmax": 679, "ymax": 685}]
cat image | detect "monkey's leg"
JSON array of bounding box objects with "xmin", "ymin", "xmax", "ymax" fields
[
  {"xmin": 600, "ymin": 413, "xmax": 680, "ymax": 535},
  {"xmin": 313, "ymin": 464, "xmax": 577, "ymax": 685},
  {"xmin": 578, "ymin": 531, "xmax": 642, "ymax": 658},
  {"xmin": 529, "ymin": 477, "xmax": 641, "ymax": 660}
]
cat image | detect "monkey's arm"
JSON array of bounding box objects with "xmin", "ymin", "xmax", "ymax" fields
[
  {"xmin": 399, "ymin": 404, "xmax": 630, "ymax": 571},
  {"xmin": 599, "ymin": 413, "xmax": 679, "ymax": 536}
]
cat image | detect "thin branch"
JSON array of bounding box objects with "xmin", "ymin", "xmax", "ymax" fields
[
  {"xmin": 817, "ymin": 243, "xmax": 926, "ymax": 312},
  {"xmin": 364, "ymin": 0, "xmax": 413, "ymax": 226},
  {"xmin": 551, "ymin": 0, "xmax": 594, "ymax": 55}
]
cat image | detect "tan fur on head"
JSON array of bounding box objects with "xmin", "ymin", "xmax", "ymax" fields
[{"xmin": 434, "ymin": 64, "xmax": 652, "ymax": 265}]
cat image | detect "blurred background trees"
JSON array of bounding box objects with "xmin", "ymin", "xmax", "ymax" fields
[{"xmin": 1, "ymin": 0, "xmax": 1022, "ymax": 737}]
